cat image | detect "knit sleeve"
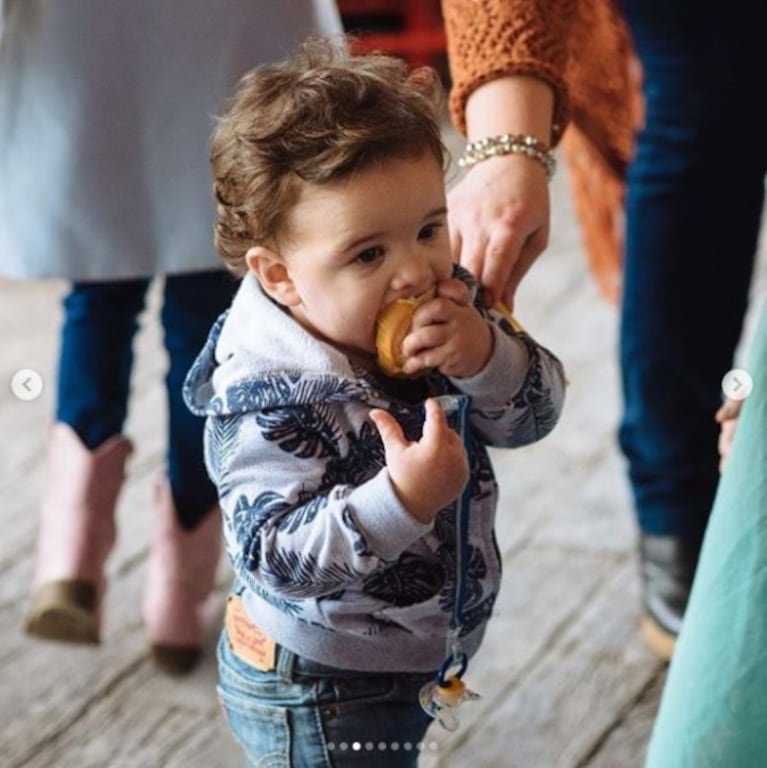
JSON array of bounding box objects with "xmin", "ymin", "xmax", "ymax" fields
[{"xmin": 441, "ymin": 0, "xmax": 576, "ymax": 144}]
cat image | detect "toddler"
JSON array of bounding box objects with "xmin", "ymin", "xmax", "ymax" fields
[{"xmin": 184, "ymin": 36, "xmax": 566, "ymax": 766}]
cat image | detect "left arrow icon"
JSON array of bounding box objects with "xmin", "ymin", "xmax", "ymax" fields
[{"xmin": 11, "ymin": 369, "xmax": 44, "ymax": 401}]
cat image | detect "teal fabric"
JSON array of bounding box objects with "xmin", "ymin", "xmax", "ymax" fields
[{"xmin": 646, "ymin": 304, "xmax": 767, "ymax": 767}]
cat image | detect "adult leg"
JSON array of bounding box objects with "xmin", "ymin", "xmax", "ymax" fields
[
  {"xmin": 162, "ymin": 269, "xmax": 236, "ymax": 526},
  {"xmin": 143, "ymin": 269, "xmax": 236, "ymax": 673},
  {"xmin": 617, "ymin": 0, "xmax": 767, "ymax": 657},
  {"xmin": 26, "ymin": 279, "xmax": 149, "ymax": 643}
]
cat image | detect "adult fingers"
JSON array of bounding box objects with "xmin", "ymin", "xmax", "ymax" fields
[
  {"xmin": 501, "ymin": 224, "xmax": 549, "ymax": 311},
  {"xmin": 480, "ymin": 222, "xmax": 528, "ymax": 308},
  {"xmin": 714, "ymin": 397, "xmax": 742, "ymax": 423}
]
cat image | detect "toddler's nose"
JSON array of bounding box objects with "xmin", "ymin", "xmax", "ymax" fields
[{"xmin": 393, "ymin": 253, "xmax": 433, "ymax": 295}]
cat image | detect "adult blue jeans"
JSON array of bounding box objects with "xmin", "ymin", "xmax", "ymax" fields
[
  {"xmin": 617, "ymin": 0, "xmax": 767, "ymax": 537},
  {"xmin": 56, "ymin": 270, "xmax": 236, "ymax": 528},
  {"xmin": 217, "ymin": 626, "xmax": 435, "ymax": 767}
]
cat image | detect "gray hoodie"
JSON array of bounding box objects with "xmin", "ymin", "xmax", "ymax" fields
[{"xmin": 184, "ymin": 268, "xmax": 565, "ymax": 672}]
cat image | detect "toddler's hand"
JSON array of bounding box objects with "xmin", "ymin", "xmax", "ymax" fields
[
  {"xmin": 370, "ymin": 399, "xmax": 469, "ymax": 524},
  {"xmin": 715, "ymin": 398, "xmax": 742, "ymax": 473},
  {"xmin": 400, "ymin": 278, "xmax": 493, "ymax": 378}
]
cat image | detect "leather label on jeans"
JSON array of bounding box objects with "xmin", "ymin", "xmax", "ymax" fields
[{"xmin": 225, "ymin": 596, "xmax": 276, "ymax": 671}]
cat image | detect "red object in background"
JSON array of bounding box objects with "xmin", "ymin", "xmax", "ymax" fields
[{"xmin": 338, "ymin": 0, "xmax": 446, "ymax": 68}]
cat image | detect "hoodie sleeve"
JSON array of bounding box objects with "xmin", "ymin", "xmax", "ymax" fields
[
  {"xmin": 448, "ymin": 303, "xmax": 566, "ymax": 448},
  {"xmin": 206, "ymin": 404, "xmax": 433, "ymax": 601}
]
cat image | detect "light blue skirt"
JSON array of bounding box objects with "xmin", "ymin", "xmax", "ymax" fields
[{"xmin": 0, "ymin": 0, "xmax": 340, "ymax": 280}]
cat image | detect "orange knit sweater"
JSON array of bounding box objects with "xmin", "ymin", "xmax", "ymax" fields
[{"xmin": 442, "ymin": 0, "xmax": 642, "ymax": 302}]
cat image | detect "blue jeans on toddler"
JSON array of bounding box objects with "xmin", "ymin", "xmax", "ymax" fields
[
  {"xmin": 217, "ymin": 620, "xmax": 435, "ymax": 767},
  {"xmin": 56, "ymin": 270, "xmax": 236, "ymax": 528}
]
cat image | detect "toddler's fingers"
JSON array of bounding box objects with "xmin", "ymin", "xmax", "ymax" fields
[
  {"xmin": 369, "ymin": 409, "xmax": 406, "ymax": 450},
  {"xmin": 421, "ymin": 398, "xmax": 449, "ymax": 442},
  {"xmin": 436, "ymin": 278, "xmax": 472, "ymax": 306}
]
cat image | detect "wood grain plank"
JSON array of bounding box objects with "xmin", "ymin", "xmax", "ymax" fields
[
  {"xmin": 584, "ymin": 671, "xmax": 666, "ymax": 768},
  {"xmin": 422, "ymin": 562, "xmax": 664, "ymax": 768}
]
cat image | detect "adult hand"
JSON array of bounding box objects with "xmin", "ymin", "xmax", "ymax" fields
[
  {"xmin": 449, "ymin": 74, "xmax": 555, "ymax": 311},
  {"xmin": 448, "ymin": 152, "xmax": 550, "ymax": 312},
  {"xmin": 715, "ymin": 398, "xmax": 743, "ymax": 473}
]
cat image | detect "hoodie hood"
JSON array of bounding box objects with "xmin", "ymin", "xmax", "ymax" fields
[{"xmin": 184, "ymin": 273, "xmax": 369, "ymax": 417}]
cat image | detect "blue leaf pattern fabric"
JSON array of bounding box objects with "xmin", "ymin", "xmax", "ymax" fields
[
  {"xmin": 207, "ymin": 414, "xmax": 241, "ymax": 497},
  {"xmin": 363, "ymin": 552, "xmax": 445, "ymax": 606},
  {"xmin": 182, "ymin": 267, "xmax": 566, "ymax": 672},
  {"xmin": 264, "ymin": 548, "xmax": 363, "ymax": 597},
  {"xmin": 257, "ymin": 404, "xmax": 341, "ymax": 459}
]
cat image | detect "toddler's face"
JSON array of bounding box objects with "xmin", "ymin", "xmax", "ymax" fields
[{"xmin": 273, "ymin": 153, "xmax": 451, "ymax": 365}]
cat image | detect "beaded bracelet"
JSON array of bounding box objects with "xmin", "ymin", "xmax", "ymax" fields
[{"xmin": 457, "ymin": 133, "xmax": 556, "ymax": 180}]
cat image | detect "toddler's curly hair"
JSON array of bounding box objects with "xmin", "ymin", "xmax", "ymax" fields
[{"xmin": 211, "ymin": 35, "xmax": 447, "ymax": 276}]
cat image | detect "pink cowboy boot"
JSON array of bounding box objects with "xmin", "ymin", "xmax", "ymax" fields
[
  {"xmin": 142, "ymin": 478, "xmax": 222, "ymax": 675},
  {"xmin": 25, "ymin": 423, "xmax": 133, "ymax": 644}
]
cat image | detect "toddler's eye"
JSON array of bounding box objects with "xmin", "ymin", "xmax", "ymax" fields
[
  {"xmin": 356, "ymin": 246, "xmax": 384, "ymax": 264},
  {"xmin": 418, "ymin": 223, "xmax": 442, "ymax": 241}
]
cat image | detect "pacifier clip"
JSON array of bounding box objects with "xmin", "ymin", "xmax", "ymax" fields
[{"xmin": 418, "ymin": 395, "xmax": 480, "ymax": 731}]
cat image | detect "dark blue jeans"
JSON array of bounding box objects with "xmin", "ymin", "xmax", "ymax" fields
[
  {"xmin": 217, "ymin": 626, "xmax": 435, "ymax": 767},
  {"xmin": 56, "ymin": 270, "xmax": 236, "ymax": 528},
  {"xmin": 617, "ymin": 0, "xmax": 767, "ymax": 536}
]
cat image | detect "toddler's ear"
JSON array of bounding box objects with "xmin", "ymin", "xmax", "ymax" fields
[{"xmin": 245, "ymin": 246, "xmax": 299, "ymax": 307}]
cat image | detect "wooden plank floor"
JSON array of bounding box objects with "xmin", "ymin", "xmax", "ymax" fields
[{"xmin": 2, "ymin": 152, "xmax": 765, "ymax": 767}]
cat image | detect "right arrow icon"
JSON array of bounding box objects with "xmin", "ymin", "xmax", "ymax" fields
[{"xmin": 721, "ymin": 368, "xmax": 753, "ymax": 401}]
